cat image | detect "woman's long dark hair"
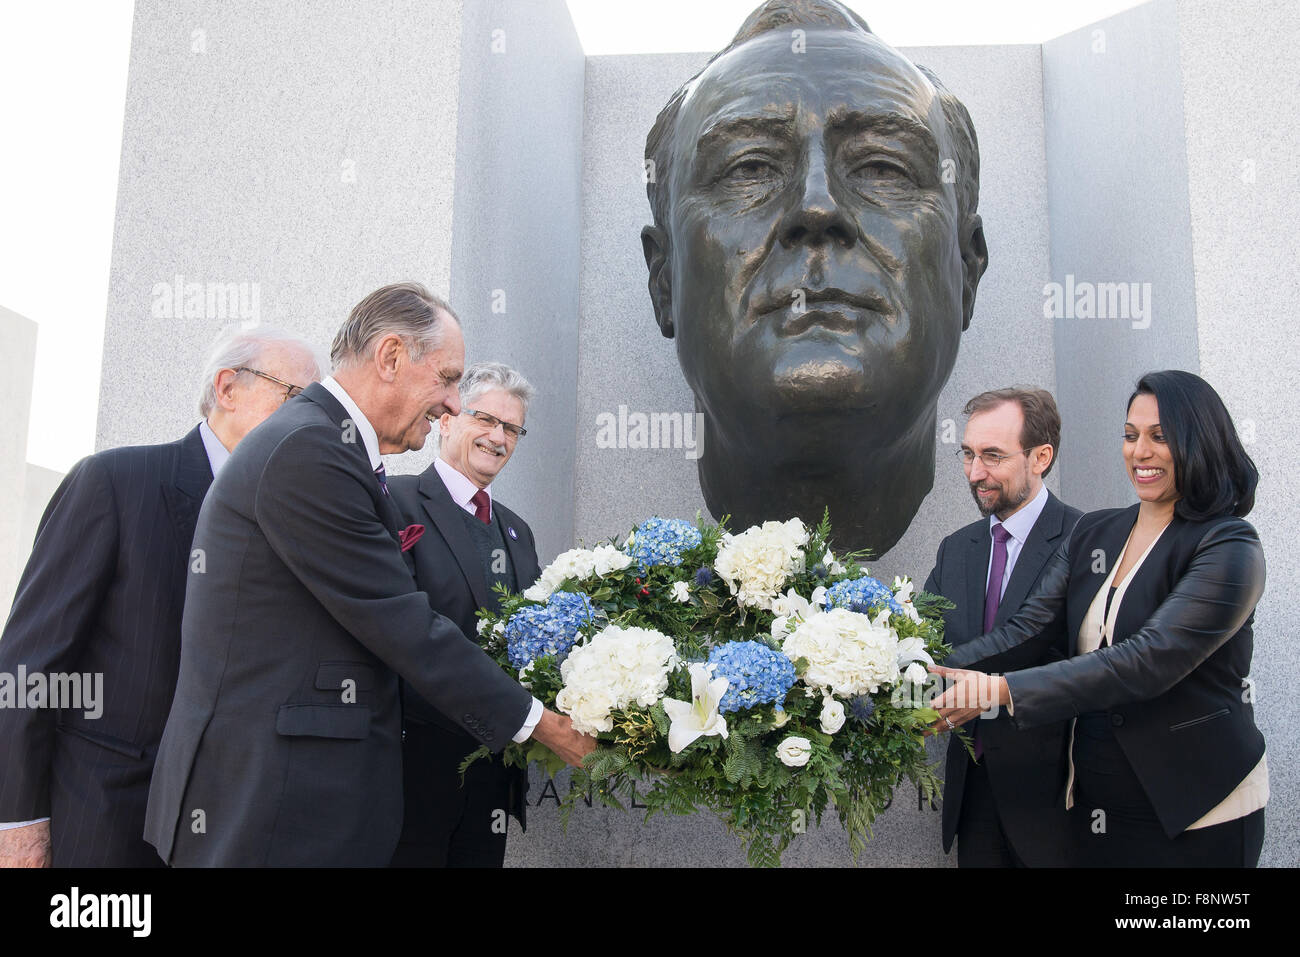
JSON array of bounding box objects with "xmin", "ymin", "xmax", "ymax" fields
[{"xmin": 1129, "ymin": 370, "xmax": 1258, "ymax": 520}]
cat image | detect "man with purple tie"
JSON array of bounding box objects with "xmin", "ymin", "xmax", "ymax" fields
[{"xmin": 923, "ymin": 388, "xmax": 1081, "ymax": 867}]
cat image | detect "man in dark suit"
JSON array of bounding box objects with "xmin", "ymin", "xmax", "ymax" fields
[
  {"xmin": 0, "ymin": 328, "xmax": 320, "ymax": 867},
  {"xmin": 924, "ymin": 387, "xmax": 1081, "ymax": 867},
  {"xmin": 144, "ymin": 282, "xmax": 593, "ymax": 866},
  {"xmin": 388, "ymin": 361, "xmax": 539, "ymax": 867}
]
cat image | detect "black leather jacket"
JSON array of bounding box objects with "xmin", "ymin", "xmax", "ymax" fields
[{"xmin": 946, "ymin": 505, "xmax": 1266, "ymax": 837}]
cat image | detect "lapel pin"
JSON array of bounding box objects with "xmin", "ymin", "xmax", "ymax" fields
[{"xmin": 508, "ymin": 527, "xmax": 518, "ymax": 540}]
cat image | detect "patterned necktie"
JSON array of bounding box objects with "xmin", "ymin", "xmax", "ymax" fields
[
  {"xmin": 471, "ymin": 489, "xmax": 491, "ymax": 525},
  {"xmin": 374, "ymin": 462, "xmax": 389, "ymax": 496},
  {"xmin": 983, "ymin": 524, "xmax": 1012, "ymax": 633}
]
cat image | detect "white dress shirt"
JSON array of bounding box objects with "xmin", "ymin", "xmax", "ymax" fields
[{"xmin": 433, "ymin": 457, "xmax": 492, "ymax": 519}]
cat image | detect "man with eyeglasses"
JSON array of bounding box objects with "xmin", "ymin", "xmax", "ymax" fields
[
  {"xmin": 923, "ymin": 387, "xmax": 1081, "ymax": 867},
  {"xmin": 386, "ymin": 362, "xmax": 538, "ymax": 867},
  {"xmin": 0, "ymin": 326, "xmax": 319, "ymax": 867}
]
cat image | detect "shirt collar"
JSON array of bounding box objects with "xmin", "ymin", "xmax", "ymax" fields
[
  {"xmin": 990, "ymin": 482, "xmax": 1050, "ymax": 544},
  {"xmin": 320, "ymin": 376, "xmax": 382, "ymax": 470},
  {"xmin": 433, "ymin": 456, "xmax": 491, "ymax": 510},
  {"xmin": 198, "ymin": 419, "xmax": 231, "ymax": 476}
]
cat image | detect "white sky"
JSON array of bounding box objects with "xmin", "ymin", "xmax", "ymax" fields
[{"xmin": 1, "ymin": 0, "xmax": 1145, "ymax": 473}]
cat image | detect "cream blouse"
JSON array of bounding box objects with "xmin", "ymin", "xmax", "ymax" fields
[{"xmin": 1062, "ymin": 522, "xmax": 1268, "ymax": 828}]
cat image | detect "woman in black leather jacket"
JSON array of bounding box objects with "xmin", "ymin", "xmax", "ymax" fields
[{"xmin": 931, "ymin": 370, "xmax": 1266, "ymax": 866}]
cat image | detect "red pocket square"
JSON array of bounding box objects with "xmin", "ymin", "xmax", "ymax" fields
[{"xmin": 399, "ymin": 524, "xmax": 425, "ymax": 552}]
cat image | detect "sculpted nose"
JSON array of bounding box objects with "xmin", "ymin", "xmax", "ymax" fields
[{"xmin": 780, "ymin": 147, "xmax": 854, "ymax": 250}]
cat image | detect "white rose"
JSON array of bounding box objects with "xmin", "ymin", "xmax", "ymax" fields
[
  {"xmin": 670, "ymin": 580, "xmax": 691, "ymax": 603},
  {"xmin": 904, "ymin": 661, "xmax": 930, "ymax": 685},
  {"xmin": 777, "ymin": 736, "xmax": 812, "ymax": 767},
  {"xmin": 522, "ymin": 582, "xmax": 550, "ymax": 602},
  {"xmin": 819, "ymin": 695, "xmax": 846, "ymax": 734}
]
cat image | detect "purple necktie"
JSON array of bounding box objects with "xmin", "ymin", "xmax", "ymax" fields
[
  {"xmin": 983, "ymin": 524, "xmax": 1012, "ymax": 633},
  {"xmin": 471, "ymin": 489, "xmax": 491, "ymax": 525},
  {"xmin": 374, "ymin": 463, "xmax": 389, "ymax": 496},
  {"xmin": 974, "ymin": 524, "xmax": 1011, "ymax": 760}
]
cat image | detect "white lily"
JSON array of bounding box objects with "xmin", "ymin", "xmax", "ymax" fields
[
  {"xmin": 892, "ymin": 576, "xmax": 923, "ymax": 623},
  {"xmin": 896, "ymin": 635, "xmax": 935, "ymax": 669},
  {"xmin": 662, "ymin": 663, "xmax": 729, "ymax": 753},
  {"xmin": 822, "ymin": 549, "xmax": 847, "ymax": 575}
]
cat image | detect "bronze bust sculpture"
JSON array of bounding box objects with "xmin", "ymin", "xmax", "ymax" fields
[{"xmin": 642, "ymin": 0, "xmax": 988, "ymax": 554}]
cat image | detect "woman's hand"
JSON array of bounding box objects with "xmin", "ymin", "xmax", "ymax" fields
[{"xmin": 924, "ymin": 664, "xmax": 1009, "ymax": 735}]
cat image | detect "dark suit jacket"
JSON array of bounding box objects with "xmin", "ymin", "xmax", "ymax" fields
[
  {"xmin": 388, "ymin": 469, "xmax": 541, "ymax": 827},
  {"xmin": 0, "ymin": 426, "xmax": 212, "ymax": 866},
  {"xmin": 924, "ymin": 490, "xmax": 1080, "ymax": 865},
  {"xmin": 947, "ymin": 505, "xmax": 1267, "ymax": 838},
  {"xmin": 143, "ymin": 383, "xmax": 534, "ymax": 866}
]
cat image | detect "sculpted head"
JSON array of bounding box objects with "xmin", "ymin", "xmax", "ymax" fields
[{"xmin": 642, "ymin": 0, "xmax": 988, "ymax": 551}]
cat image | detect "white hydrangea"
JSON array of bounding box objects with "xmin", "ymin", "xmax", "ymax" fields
[
  {"xmin": 781, "ymin": 607, "xmax": 901, "ymax": 697},
  {"xmin": 554, "ymin": 624, "xmax": 679, "ymax": 735},
  {"xmin": 713, "ymin": 518, "xmax": 809, "ymax": 611},
  {"xmin": 523, "ymin": 545, "xmax": 632, "ymax": 601}
]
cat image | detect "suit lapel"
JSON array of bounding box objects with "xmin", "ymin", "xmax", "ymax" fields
[
  {"xmin": 495, "ymin": 502, "xmax": 539, "ymax": 589},
  {"xmin": 418, "ymin": 469, "xmax": 492, "ymax": 608},
  {"xmin": 996, "ymin": 493, "xmax": 1065, "ymax": 625},
  {"xmin": 963, "ymin": 524, "xmax": 991, "ymax": 640},
  {"xmin": 162, "ymin": 425, "xmax": 214, "ymax": 548},
  {"xmin": 301, "ymin": 382, "xmax": 403, "ymax": 537}
]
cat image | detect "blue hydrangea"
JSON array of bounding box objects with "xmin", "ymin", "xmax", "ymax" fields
[
  {"xmin": 706, "ymin": 640, "xmax": 797, "ymax": 714},
  {"xmin": 825, "ymin": 575, "xmax": 903, "ymax": 616},
  {"xmin": 504, "ymin": 591, "xmax": 595, "ymax": 669},
  {"xmin": 627, "ymin": 517, "xmax": 703, "ymax": 569}
]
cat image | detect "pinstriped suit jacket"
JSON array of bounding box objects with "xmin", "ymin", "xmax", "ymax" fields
[{"xmin": 0, "ymin": 426, "xmax": 212, "ymax": 866}]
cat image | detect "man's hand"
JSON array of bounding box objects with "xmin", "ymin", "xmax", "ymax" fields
[
  {"xmin": 924, "ymin": 665, "xmax": 1008, "ymax": 736},
  {"xmin": 0, "ymin": 821, "xmax": 52, "ymax": 868},
  {"xmin": 532, "ymin": 709, "xmax": 597, "ymax": 767}
]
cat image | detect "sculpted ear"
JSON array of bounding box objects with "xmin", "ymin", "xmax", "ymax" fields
[
  {"xmin": 960, "ymin": 213, "xmax": 988, "ymax": 332},
  {"xmin": 641, "ymin": 225, "xmax": 674, "ymax": 339}
]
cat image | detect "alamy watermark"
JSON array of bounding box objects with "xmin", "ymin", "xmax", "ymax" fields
[
  {"xmin": 595, "ymin": 406, "xmax": 705, "ymax": 460},
  {"xmin": 1043, "ymin": 274, "xmax": 1151, "ymax": 329},
  {"xmin": 151, "ymin": 274, "xmax": 260, "ymax": 321},
  {"xmin": 0, "ymin": 668, "xmax": 103, "ymax": 719}
]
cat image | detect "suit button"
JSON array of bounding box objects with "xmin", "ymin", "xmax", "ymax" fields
[
  {"xmin": 484, "ymin": 731, "xmax": 495, "ymax": 742},
  {"xmin": 1110, "ymin": 713, "xmax": 1125, "ymax": 727},
  {"xmin": 464, "ymin": 713, "xmax": 473, "ymax": 722}
]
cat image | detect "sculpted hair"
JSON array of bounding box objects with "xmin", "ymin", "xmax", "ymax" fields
[
  {"xmin": 198, "ymin": 325, "xmax": 321, "ymax": 417},
  {"xmin": 330, "ymin": 281, "xmax": 459, "ymax": 371},
  {"xmin": 964, "ymin": 387, "xmax": 1062, "ymax": 477},
  {"xmin": 644, "ymin": 0, "xmax": 980, "ymax": 242},
  {"xmin": 1129, "ymin": 370, "xmax": 1257, "ymax": 520}
]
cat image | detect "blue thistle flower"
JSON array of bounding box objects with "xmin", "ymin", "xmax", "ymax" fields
[
  {"xmin": 694, "ymin": 566, "xmax": 715, "ymax": 587},
  {"xmin": 849, "ymin": 695, "xmax": 876, "ymax": 723}
]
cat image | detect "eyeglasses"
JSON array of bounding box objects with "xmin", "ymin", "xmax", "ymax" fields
[
  {"xmin": 956, "ymin": 447, "xmax": 1035, "ymax": 469},
  {"xmin": 236, "ymin": 367, "xmax": 305, "ymax": 404},
  {"xmin": 462, "ymin": 409, "xmax": 527, "ymax": 440}
]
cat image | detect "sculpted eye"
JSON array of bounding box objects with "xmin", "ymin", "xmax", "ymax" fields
[
  {"xmin": 849, "ymin": 158, "xmax": 913, "ymax": 184},
  {"xmin": 720, "ymin": 156, "xmax": 781, "ymax": 185}
]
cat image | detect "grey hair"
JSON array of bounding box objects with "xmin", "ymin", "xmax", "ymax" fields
[
  {"xmin": 197, "ymin": 325, "xmax": 321, "ymax": 417},
  {"xmin": 460, "ymin": 361, "xmax": 536, "ymax": 414},
  {"xmin": 329, "ymin": 281, "xmax": 460, "ymax": 371}
]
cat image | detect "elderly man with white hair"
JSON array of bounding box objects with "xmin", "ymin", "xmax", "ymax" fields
[
  {"xmin": 387, "ymin": 361, "xmax": 542, "ymax": 867},
  {"xmin": 0, "ymin": 325, "xmax": 320, "ymax": 867}
]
